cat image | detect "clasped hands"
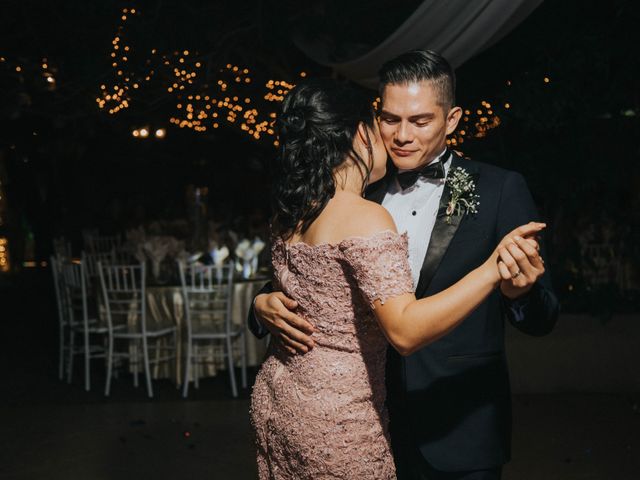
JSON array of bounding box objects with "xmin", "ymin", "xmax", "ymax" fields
[
  {"xmin": 255, "ymin": 222, "xmax": 546, "ymax": 355},
  {"xmin": 495, "ymin": 222, "xmax": 546, "ymax": 300}
]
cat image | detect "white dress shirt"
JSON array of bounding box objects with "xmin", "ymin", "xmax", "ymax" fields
[{"xmin": 382, "ymin": 149, "xmax": 451, "ymax": 288}]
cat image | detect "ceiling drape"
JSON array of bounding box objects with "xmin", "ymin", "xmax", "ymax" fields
[{"xmin": 295, "ymin": 0, "xmax": 542, "ymax": 88}]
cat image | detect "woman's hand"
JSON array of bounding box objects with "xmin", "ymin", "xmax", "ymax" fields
[
  {"xmin": 482, "ymin": 222, "xmax": 546, "ymax": 288},
  {"xmin": 496, "ymin": 223, "xmax": 547, "ymax": 299}
]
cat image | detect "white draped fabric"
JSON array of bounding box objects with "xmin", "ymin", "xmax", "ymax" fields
[{"xmin": 295, "ymin": 0, "xmax": 542, "ymax": 88}]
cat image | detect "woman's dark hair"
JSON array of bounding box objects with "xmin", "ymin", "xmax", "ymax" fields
[{"xmin": 271, "ymin": 78, "xmax": 376, "ymax": 240}]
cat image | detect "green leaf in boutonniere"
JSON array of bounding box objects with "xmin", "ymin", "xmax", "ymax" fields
[{"xmin": 445, "ymin": 167, "xmax": 480, "ymax": 224}]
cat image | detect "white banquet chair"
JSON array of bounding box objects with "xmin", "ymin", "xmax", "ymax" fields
[
  {"xmin": 98, "ymin": 262, "xmax": 177, "ymax": 398},
  {"xmin": 52, "ymin": 237, "xmax": 73, "ymax": 261},
  {"xmin": 85, "ymin": 233, "xmax": 122, "ymax": 254},
  {"xmin": 178, "ymin": 261, "xmax": 247, "ymax": 398},
  {"xmin": 82, "ymin": 250, "xmax": 115, "ymax": 285},
  {"xmin": 60, "ymin": 260, "xmax": 120, "ymax": 391},
  {"xmin": 50, "ymin": 255, "xmax": 71, "ymax": 380}
]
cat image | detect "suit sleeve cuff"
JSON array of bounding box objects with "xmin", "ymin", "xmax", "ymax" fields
[{"xmin": 502, "ymin": 289, "xmax": 532, "ymax": 323}]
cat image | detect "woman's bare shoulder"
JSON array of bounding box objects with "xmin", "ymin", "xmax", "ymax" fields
[
  {"xmin": 300, "ymin": 193, "xmax": 398, "ymax": 245},
  {"xmin": 345, "ymin": 197, "xmax": 398, "ymax": 238}
]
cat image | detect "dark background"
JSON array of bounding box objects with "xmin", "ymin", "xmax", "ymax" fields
[{"xmin": 1, "ymin": 0, "xmax": 639, "ymax": 311}]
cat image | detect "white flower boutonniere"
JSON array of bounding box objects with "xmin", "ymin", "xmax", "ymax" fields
[{"xmin": 445, "ymin": 167, "xmax": 480, "ymax": 224}]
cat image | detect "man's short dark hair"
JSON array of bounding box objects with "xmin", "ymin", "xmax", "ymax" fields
[{"xmin": 378, "ymin": 50, "xmax": 456, "ymax": 110}]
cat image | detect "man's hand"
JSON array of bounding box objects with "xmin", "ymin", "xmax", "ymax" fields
[
  {"xmin": 497, "ymin": 234, "xmax": 545, "ymax": 299},
  {"xmin": 254, "ymin": 292, "xmax": 315, "ymax": 355}
]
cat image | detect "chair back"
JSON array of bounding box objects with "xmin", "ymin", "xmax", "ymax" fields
[
  {"xmin": 50, "ymin": 255, "xmax": 69, "ymax": 327},
  {"xmin": 178, "ymin": 262, "xmax": 234, "ymax": 335},
  {"xmin": 82, "ymin": 250, "xmax": 116, "ymax": 284},
  {"xmin": 85, "ymin": 233, "xmax": 122, "ymax": 254},
  {"xmin": 98, "ymin": 262, "xmax": 146, "ymax": 334},
  {"xmin": 53, "ymin": 237, "xmax": 73, "ymax": 261},
  {"xmin": 59, "ymin": 260, "xmax": 91, "ymax": 328}
]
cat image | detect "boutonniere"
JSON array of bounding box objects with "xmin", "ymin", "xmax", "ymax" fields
[{"xmin": 445, "ymin": 167, "xmax": 480, "ymax": 224}]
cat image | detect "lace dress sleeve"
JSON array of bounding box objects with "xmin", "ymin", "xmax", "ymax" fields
[{"xmin": 339, "ymin": 230, "xmax": 414, "ymax": 308}]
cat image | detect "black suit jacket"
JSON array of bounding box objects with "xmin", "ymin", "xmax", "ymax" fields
[
  {"xmin": 248, "ymin": 152, "xmax": 559, "ymax": 472},
  {"xmin": 367, "ymin": 152, "xmax": 559, "ymax": 472}
]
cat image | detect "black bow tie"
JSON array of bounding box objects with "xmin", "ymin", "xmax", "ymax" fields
[{"xmin": 396, "ymin": 159, "xmax": 446, "ymax": 190}]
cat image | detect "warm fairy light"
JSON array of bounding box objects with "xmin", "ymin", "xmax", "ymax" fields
[
  {"xmin": 97, "ymin": 7, "xmax": 143, "ymax": 115},
  {"xmin": 544, "ymin": 76, "xmax": 550, "ymax": 83},
  {"xmin": 94, "ymin": 9, "xmax": 506, "ymax": 148},
  {"xmin": 449, "ymin": 99, "xmax": 502, "ymax": 144},
  {"xmin": 0, "ymin": 237, "xmax": 10, "ymax": 272}
]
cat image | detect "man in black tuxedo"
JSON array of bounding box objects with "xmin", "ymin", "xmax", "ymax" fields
[{"xmin": 249, "ymin": 50, "xmax": 559, "ymax": 479}]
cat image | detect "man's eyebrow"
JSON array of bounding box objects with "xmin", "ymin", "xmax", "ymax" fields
[
  {"xmin": 379, "ymin": 110, "xmax": 436, "ymax": 121},
  {"xmin": 408, "ymin": 112, "xmax": 436, "ymax": 121}
]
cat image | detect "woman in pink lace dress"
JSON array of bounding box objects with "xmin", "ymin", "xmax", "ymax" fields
[{"xmin": 250, "ymin": 79, "xmax": 543, "ymax": 479}]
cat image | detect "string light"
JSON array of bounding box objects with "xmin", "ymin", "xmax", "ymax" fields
[
  {"xmin": 91, "ymin": 8, "xmax": 513, "ymax": 148},
  {"xmin": 448, "ymin": 99, "xmax": 502, "ymax": 146},
  {"xmin": 97, "ymin": 7, "xmax": 142, "ymax": 114},
  {"xmin": 93, "ymin": 9, "xmax": 295, "ymax": 144},
  {"xmin": 167, "ymin": 63, "xmax": 298, "ymax": 143},
  {"xmin": 0, "ymin": 238, "xmax": 9, "ymax": 273}
]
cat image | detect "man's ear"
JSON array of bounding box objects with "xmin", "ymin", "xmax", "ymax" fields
[{"xmin": 445, "ymin": 106, "xmax": 463, "ymax": 136}]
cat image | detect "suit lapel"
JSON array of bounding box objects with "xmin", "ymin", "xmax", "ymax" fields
[{"xmin": 414, "ymin": 153, "xmax": 479, "ymax": 298}]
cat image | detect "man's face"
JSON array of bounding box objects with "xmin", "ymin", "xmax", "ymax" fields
[{"xmin": 379, "ymin": 81, "xmax": 460, "ymax": 171}]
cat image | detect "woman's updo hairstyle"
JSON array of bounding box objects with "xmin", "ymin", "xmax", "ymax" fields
[{"xmin": 271, "ymin": 78, "xmax": 376, "ymax": 240}]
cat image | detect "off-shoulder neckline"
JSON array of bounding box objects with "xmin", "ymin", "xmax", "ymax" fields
[{"xmin": 277, "ymin": 229, "xmax": 407, "ymax": 251}]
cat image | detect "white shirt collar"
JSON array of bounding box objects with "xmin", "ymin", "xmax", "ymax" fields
[{"xmin": 392, "ymin": 148, "xmax": 451, "ymax": 192}]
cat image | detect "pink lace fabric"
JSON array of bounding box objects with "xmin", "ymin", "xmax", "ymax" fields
[{"xmin": 250, "ymin": 230, "xmax": 414, "ymax": 479}]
